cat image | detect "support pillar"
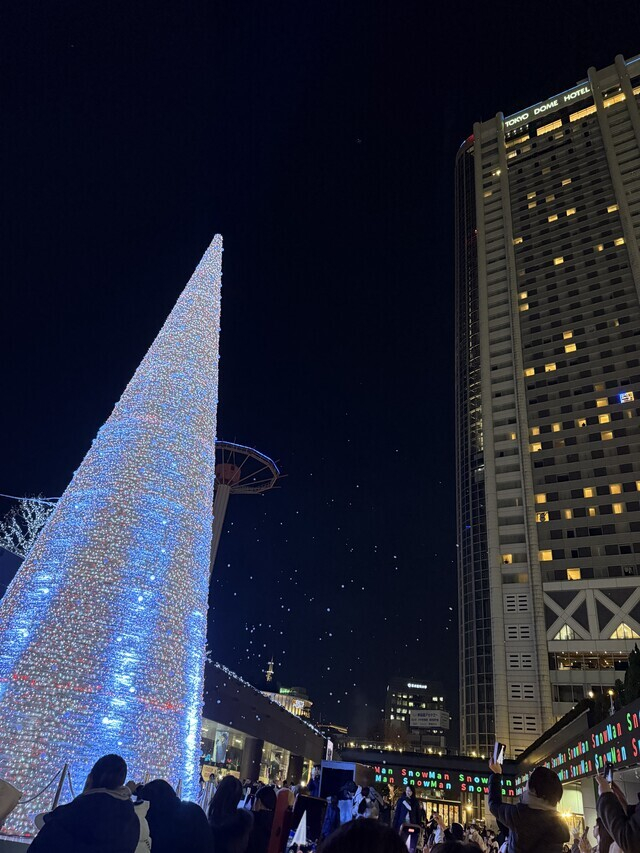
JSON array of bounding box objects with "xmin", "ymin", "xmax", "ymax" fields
[
  {"xmin": 240, "ymin": 737, "xmax": 264, "ymax": 781},
  {"xmin": 287, "ymin": 754, "xmax": 304, "ymax": 785}
]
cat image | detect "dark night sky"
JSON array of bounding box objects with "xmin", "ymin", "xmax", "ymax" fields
[{"xmin": 2, "ymin": 1, "xmax": 640, "ymax": 738}]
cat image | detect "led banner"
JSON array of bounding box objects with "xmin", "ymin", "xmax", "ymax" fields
[{"xmin": 372, "ymin": 764, "xmax": 515, "ymax": 798}]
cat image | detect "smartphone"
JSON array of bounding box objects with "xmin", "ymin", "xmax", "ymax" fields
[
  {"xmin": 493, "ymin": 741, "xmax": 506, "ymax": 765},
  {"xmin": 604, "ymin": 762, "xmax": 614, "ymax": 783}
]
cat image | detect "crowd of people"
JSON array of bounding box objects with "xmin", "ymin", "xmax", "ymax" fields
[{"xmin": 15, "ymin": 752, "xmax": 640, "ymax": 852}]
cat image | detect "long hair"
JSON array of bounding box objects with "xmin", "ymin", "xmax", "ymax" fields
[{"xmin": 208, "ymin": 775, "xmax": 243, "ymax": 827}]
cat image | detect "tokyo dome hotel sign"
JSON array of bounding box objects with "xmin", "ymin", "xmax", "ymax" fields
[{"xmin": 504, "ymin": 82, "xmax": 592, "ymax": 130}]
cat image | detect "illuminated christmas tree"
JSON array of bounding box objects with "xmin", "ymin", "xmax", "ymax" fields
[{"xmin": 0, "ymin": 236, "xmax": 223, "ymax": 834}]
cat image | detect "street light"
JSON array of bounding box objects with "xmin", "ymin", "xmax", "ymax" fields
[{"xmin": 608, "ymin": 689, "xmax": 616, "ymax": 716}]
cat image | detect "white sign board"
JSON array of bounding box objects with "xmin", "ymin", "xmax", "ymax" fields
[{"xmin": 409, "ymin": 710, "xmax": 450, "ymax": 730}]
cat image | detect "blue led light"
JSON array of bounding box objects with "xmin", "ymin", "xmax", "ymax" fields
[{"xmin": 0, "ymin": 236, "xmax": 223, "ymax": 833}]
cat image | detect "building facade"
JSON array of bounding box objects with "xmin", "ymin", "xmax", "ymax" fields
[
  {"xmin": 261, "ymin": 685, "xmax": 313, "ymax": 719},
  {"xmin": 384, "ymin": 677, "xmax": 450, "ymax": 751},
  {"xmin": 456, "ymin": 53, "xmax": 640, "ymax": 756}
]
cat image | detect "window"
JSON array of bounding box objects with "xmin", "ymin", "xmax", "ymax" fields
[
  {"xmin": 546, "ymin": 194, "xmax": 556, "ymax": 203},
  {"xmin": 607, "ymin": 204, "xmax": 619, "ymax": 213},
  {"xmin": 614, "ymin": 237, "xmax": 625, "ymax": 246},
  {"xmin": 537, "ymin": 119, "xmax": 562, "ymax": 136},
  {"xmin": 566, "ymin": 208, "xmax": 576, "ymax": 216},
  {"xmin": 530, "ymin": 442, "xmax": 542, "ymax": 452},
  {"xmin": 576, "ymin": 418, "xmax": 587, "ymax": 428},
  {"xmin": 604, "ymin": 92, "xmax": 626, "ymax": 107},
  {"xmin": 567, "ymin": 568, "xmax": 581, "ymax": 581},
  {"xmin": 570, "ymin": 104, "xmax": 597, "ymax": 121},
  {"xmin": 599, "ymin": 414, "xmax": 611, "ymax": 424},
  {"xmin": 584, "ymin": 487, "xmax": 595, "ymax": 498},
  {"xmin": 536, "ymin": 511, "xmax": 549, "ymax": 523},
  {"xmin": 562, "ymin": 178, "xmax": 572, "ymax": 186},
  {"xmin": 563, "ymin": 330, "xmax": 573, "ymax": 339},
  {"xmin": 545, "ymin": 363, "xmax": 557, "ymax": 372},
  {"xmin": 535, "ymin": 493, "xmax": 546, "ymax": 503},
  {"xmin": 524, "ymin": 367, "xmax": 535, "ymax": 377},
  {"xmin": 611, "ymin": 623, "xmax": 640, "ymax": 640},
  {"xmin": 588, "ymin": 507, "xmax": 597, "ymax": 517},
  {"xmin": 510, "ymin": 432, "xmax": 517, "ymax": 440},
  {"xmin": 527, "ymin": 192, "xmax": 536, "ymax": 200},
  {"xmin": 610, "ymin": 484, "xmax": 622, "ymax": 495},
  {"xmin": 554, "ymin": 257, "xmax": 564, "ymax": 265},
  {"xmin": 484, "ymin": 190, "xmax": 493, "ymax": 198},
  {"xmin": 539, "ymin": 550, "xmax": 553, "ymax": 561},
  {"xmin": 596, "ymin": 244, "xmax": 604, "ymax": 252},
  {"xmin": 502, "ymin": 554, "xmax": 513, "ymax": 564},
  {"xmin": 554, "ymin": 624, "xmax": 577, "ymax": 639},
  {"xmin": 552, "ymin": 423, "xmax": 561, "ymax": 432},
  {"xmin": 596, "ymin": 398, "xmax": 608, "ymax": 408},
  {"xmin": 613, "ymin": 503, "xmax": 624, "ymax": 514},
  {"xmin": 602, "ymin": 431, "xmax": 614, "ymax": 441},
  {"xmin": 564, "ymin": 509, "xmax": 573, "ymax": 520},
  {"xmin": 520, "ymin": 303, "xmax": 529, "ymax": 312},
  {"xmin": 531, "ymin": 426, "xmax": 540, "ymax": 436},
  {"xmin": 519, "ymin": 291, "xmax": 528, "ymax": 300},
  {"xmin": 620, "ymin": 391, "xmax": 635, "ymax": 403},
  {"xmin": 513, "ymin": 237, "xmax": 523, "ymax": 245},
  {"xmin": 548, "ymin": 214, "xmax": 559, "ymax": 223},
  {"xmin": 565, "ymin": 343, "xmax": 577, "ymax": 353}
]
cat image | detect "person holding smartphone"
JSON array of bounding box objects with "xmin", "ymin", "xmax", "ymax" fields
[
  {"xmin": 596, "ymin": 766, "xmax": 640, "ymax": 853},
  {"xmin": 487, "ymin": 757, "xmax": 569, "ymax": 852}
]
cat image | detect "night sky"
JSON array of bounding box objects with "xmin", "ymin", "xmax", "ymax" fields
[{"xmin": 2, "ymin": 2, "xmax": 640, "ymax": 740}]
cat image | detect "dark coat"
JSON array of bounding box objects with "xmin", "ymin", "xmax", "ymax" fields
[
  {"xmin": 245, "ymin": 808, "xmax": 273, "ymax": 853},
  {"xmin": 146, "ymin": 799, "xmax": 211, "ymax": 853},
  {"xmin": 211, "ymin": 807, "xmax": 253, "ymax": 853},
  {"xmin": 488, "ymin": 773, "xmax": 569, "ymax": 853},
  {"xmin": 392, "ymin": 794, "xmax": 421, "ymax": 831},
  {"xmin": 28, "ymin": 790, "xmax": 139, "ymax": 853},
  {"xmin": 307, "ymin": 778, "xmax": 321, "ymax": 798},
  {"xmin": 598, "ymin": 790, "xmax": 640, "ymax": 852}
]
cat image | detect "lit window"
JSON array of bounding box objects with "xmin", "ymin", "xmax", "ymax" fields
[
  {"xmin": 548, "ymin": 214, "xmax": 558, "ymax": 222},
  {"xmin": 599, "ymin": 414, "xmax": 610, "ymax": 424},
  {"xmin": 610, "ymin": 484, "xmax": 622, "ymax": 495},
  {"xmin": 542, "ymin": 166, "xmax": 551, "ymax": 175},
  {"xmin": 596, "ymin": 398, "xmax": 608, "ymax": 408},
  {"xmin": 553, "ymin": 257, "xmax": 564, "ymax": 265},
  {"xmin": 602, "ymin": 431, "xmax": 614, "ymax": 441},
  {"xmin": 588, "ymin": 507, "xmax": 597, "ymax": 517},
  {"xmin": 502, "ymin": 554, "xmax": 513, "ymax": 564},
  {"xmin": 509, "ymin": 432, "xmax": 517, "ymax": 440},
  {"xmin": 607, "ymin": 204, "xmax": 619, "ymax": 213},
  {"xmin": 566, "ymin": 568, "xmax": 581, "ymax": 581},
  {"xmin": 531, "ymin": 426, "xmax": 540, "ymax": 435},
  {"xmin": 513, "ymin": 236, "xmax": 523, "ymax": 245},
  {"xmin": 493, "ymin": 169, "xmax": 502, "ymax": 177},
  {"xmin": 535, "ymin": 493, "xmax": 546, "ymax": 504},
  {"xmin": 565, "ymin": 343, "xmax": 577, "ymax": 353},
  {"xmin": 555, "ymin": 623, "xmax": 577, "ymax": 639},
  {"xmin": 583, "ymin": 487, "xmax": 595, "ymax": 498},
  {"xmin": 552, "ymin": 423, "xmax": 561, "ymax": 432},
  {"xmin": 537, "ymin": 119, "xmax": 562, "ymax": 136},
  {"xmin": 594, "ymin": 383, "xmax": 605, "ymax": 391},
  {"xmin": 539, "ymin": 550, "xmax": 553, "ymax": 562},
  {"xmin": 566, "ymin": 208, "xmax": 576, "ymax": 216},
  {"xmin": 484, "ymin": 190, "xmax": 493, "ymax": 198},
  {"xmin": 563, "ymin": 509, "xmax": 572, "ymax": 520},
  {"xmin": 527, "ymin": 192, "xmax": 536, "ymax": 200},
  {"xmin": 528, "ymin": 202, "xmax": 537, "ymax": 209},
  {"xmin": 611, "ymin": 623, "xmax": 640, "ymax": 640},
  {"xmin": 546, "ymin": 194, "xmax": 556, "ymax": 202},
  {"xmin": 619, "ymin": 391, "xmax": 635, "ymax": 403},
  {"xmin": 614, "ymin": 237, "xmax": 625, "ymax": 246},
  {"xmin": 570, "ymin": 104, "xmax": 597, "ymax": 121},
  {"xmin": 595, "ymin": 244, "xmax": 604, "ymax": 252},
  {"xmin": 562, "ymin": 178, "xmax": 572, "ymax": 186},
  {"xmin": 524, "ymin": 367, "xmax": 535, "ymax": 377},
  {"xmin": 519, "ymin": 291, "xmax": 528, "ymax": 299},
  {"xmin": 613, "ymin": 503, "xmax": 624, "ymax": 514},
  {"xmin": 536, "ymin": 511, "xmax": 549, "ymax": 523},
  {"xmin": 563, "ymin": 330, "xmax": 573, "ymax": 339},
  {"xmin": 604, "ymin": 92, "xmax": 626, "ymax": 107},
  {"xmin": 519, "ymin": 303, "xmax": 529, "ymax": 312},
  {"xmin": 576, "ymin": 418, "xmax": 587, "ymax": 428},
  {"xmin": 545, "ymin": 362, "xmax": 557, "ymax": 372},
  {"xmin": 530, "ymin": 442, "xmax": 542, "ymax": 453},
  {"xmin": 636, "ymin": 481, "xmax": 640, "ymax": 492}
]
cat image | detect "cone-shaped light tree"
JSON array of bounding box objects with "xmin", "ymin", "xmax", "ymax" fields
[{"xmin": 0, "ymin": 236, "xmax": 222, "ymax": 833}]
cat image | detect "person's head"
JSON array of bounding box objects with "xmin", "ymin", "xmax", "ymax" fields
[
  {"xmin": 139, "ymin": 779, "xmax": 179, "ymax": 813},
  {"xmin": 86, "ymin": 754, "xmax": 127, "ymax": 791},
  {"xmin": 312, "ymin": 765, "xmax": 321, "ymax": 779},
  {"xmin": 361, "ymin": 787, "xmax": 370, "ymax": 798},
  {"xmin": 439, "ymin": 845, "xmax": 483, "ymax": 853},
  {"xmin": 254, "ymin": 785, "xmax": 277, "ymax": 812},
  {"xmin": 405, "ymin": 785, "xmax": 414, "ymax": 799},
  {"xmin": 450, "ymin": 823, "xmax": 465, "ymax": 841},
  {"xmin": 208, "ymin": 774, "xmax": 243, "ymax": 824},
  {"xmin": 528, "ymin": 767, "xmax": 563, "ymax": 805},
  {"xmin": 346, "ymin": 780, "xmax": 357, "ymax": 795},
  {"xmin": 318, "ymin": 818, "xmax": 409, "ymax": 853}
]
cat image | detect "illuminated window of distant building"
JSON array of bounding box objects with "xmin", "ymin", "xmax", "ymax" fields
[
  {"xmin": 563, "ymin": 509, "xmax": 572, "ymax": 520},
  {"xmin": 596, "ymin": 398, "xmax": 608, "ymax": 408},
  {"xmin": 576, "ymin": 418, "xmax": 587, "ymax": 428},
  {"xmin": 566, "ymin": 568, "xmax": 581, "ymax": 581},
  {"xmin": 531, "ymin": 426, "xmax": 540, "ymax": 436},
  {"xmin": 545, "ymin": 363, "xmax": 557, "ymax": 372},
  {"xmin": 552, "ymin": 423, "xmax": 561, "ymax": 432},
  {"xmin": 554, "ymin": 623, "xmax": 577, "ymax": 639},
  {"xmin": 636, "ymin": 481, "xmax": 640, "ymax": 492},
  {"xmin": 607, "ymin": 204, "xmax": 619, "ymax": 213},
  {"xmin": 620, "ymin": 391, "xmax": 635, "ymax": 403},
  {"xmin": 519, "ymin": 303, "xmax": 529, "ymax": 312},
  {"xmin": 546, "ymin": 194, "xmax": 556, "ymax": 202},
  {"xmin": 527, "ymin": 192, "xmax": 536, "ymax": 200},
  {"xmin": 570, "ymin": 104, "xmax": 597, "ymax": 121},
  {"xmin": 563, "ymin": 330, "xmax": 573, "ymax": 340},
  {"xmin": 484, "ymin": 190, "xmax": 493, "ymax": 198},
  {"xmin": 614, "ymin": 237, "xmax": 625, "ymax": 246},
  {"xmin": 584, "ymin": 487, "xmax": 595, "ymax": 498},
  {"xmin": 539, "ymin": 550, "xmax": 553, "ymax": 562},
  {"xmin": 613, "ymin": 503, "xmax": 624, "ymax": 514},
  {"xmin": 548, "ymin": 214, "xmax": 558, "ymax": 222},
  {"xmin": 536, "ymin": 511, "xmax": 549, "ymax": 523},
  {"xmin": 588, "ymin": 506, "xmax": 597, "ymax": 517},
  {"xmin": 596, "ymin": 243, "xmax": 604, "ymax": 252},
  {"xmin": 528, "ymin": 202, "xmax": 537, "ymax": 209},
  {"xmin": 553, "ymin": 257, "xmax": 564, "ymax": 266},
  {"xmin": 520, "ymin": 291, "xmax": 528, "ymax": 299},
  {"xmin": 599, "ymin": 414, "xmax": 610, "ymax": 424},
  {"xmin": 565, "ymin": 343, "xmax": 577, "ymax": 353},
  {"xmin": 510, "ymin": 432, "xmax": 517, "ymax": 440},
  {"xmin": 610, "ymin": 484, "xmax": 622, "ymax": 495},
  {"xmin": 602, "ymin": 431, "xmax": 614, "ymax": 441},
  {"xmin": 530, "ymin": 442, "xmax": 542, "ymax": 453},
  {"xmin": 513, "ymin": 236, "xmax": 523, "ymax": 245},
  {"xmin": 604, "ymin": 92, "xmax": 626, "ymax": 107},
  {"xmin": 535, "ymin": 493, "xmax": 546, "ymax": 504},
  {"xmin": 537, "ymin": 119, "xmax": 562, "ymax": 136},
  {"xmin": 542, "ymin": 166, "xmax": 551, "ymax": 175},
  {"xmin": 524, "ymin": 367, "xmax": 535, "ymax": 377},
  {"xmin": 566, "ymin": 208, "xmax": 576, "ymax": 216},
  {"xmin": 611, "ymin": 623, "xmax": 640, "ymax": 640},
  {"xmin": 562, "ymin": 178, "xmax": 572, "ymax": 186},
  {"xmin": 502, "ymin": 554, "xmax": 513, "ymax": 564}
]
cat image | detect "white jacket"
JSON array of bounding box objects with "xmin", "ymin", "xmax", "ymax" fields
[{"xmin": 134, "ymin": 799, "xmax": 151, "ymax": 852}]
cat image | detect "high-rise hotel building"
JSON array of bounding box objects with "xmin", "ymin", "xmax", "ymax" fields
[{"xmin": 455, "ymin": 54, "xmax": 640, "ymax": 756}]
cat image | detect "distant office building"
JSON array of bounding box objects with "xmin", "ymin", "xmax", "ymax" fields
[
  {"xmin": 384, "ymin": 677, "xmax": 450, "ymax": 751},
  {"xmin": 456, "ymin": 53, "xmax": 640, "ymax": 757},
  {"xmin": 261, "ymin": 685, "xmax": 313, "ymax": 719}
]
